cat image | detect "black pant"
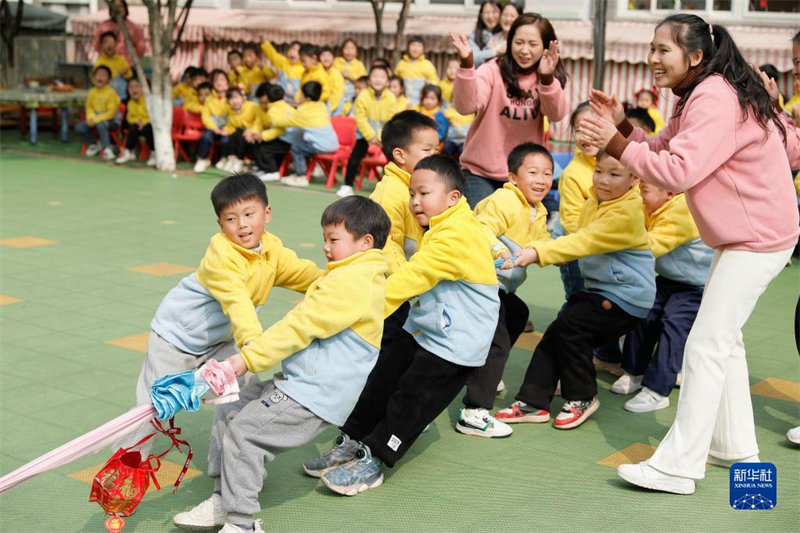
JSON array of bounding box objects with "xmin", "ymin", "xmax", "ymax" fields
[
  {"xmin": 344, "ymin": 138, "xmax": 370, "ymax": 187},
  {"xmin": 463, "ymin": 290, "xmax": 529, "ymax": 409},
  {"xmin": 516, "ymin": 291, "xmax": 639, "ymax": 409},
  {"xmin": 342, "ymin": 329, "xmax": 474, "ymax": 467},
  {"xmin": 254, "ymin": 138, "xmax": 291, "ymax": 173},
  {"xmin": 226, "ymin": 128, "xmax": 252, "ymax": 159},
  {"xmin": 125, "ymin": 122, "xmax": 154, "ymax": 150}
]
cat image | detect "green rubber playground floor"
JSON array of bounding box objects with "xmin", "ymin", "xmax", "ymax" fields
[{"xmin": 0, "ymin": 135, "xmax": 798, "ymax": 532}]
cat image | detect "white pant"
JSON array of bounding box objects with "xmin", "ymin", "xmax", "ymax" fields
[{"xmin": 648, "ymin": 247, "xmax": 793, "ymax": 479}]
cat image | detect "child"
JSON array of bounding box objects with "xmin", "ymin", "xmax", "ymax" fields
[
  {"xmin": 389, "ymin": 75, "xmax": 410, "ymax": 112},
  {"xmin": 394, "ymin": 36, "xmax": 439, "ymax": 107},
  {"xmin": 634, "ymin": 87, "xmax": 665, "ymax": 135},
  {"xmin": 413, "ymin": 84, "xmax": 448, "ymax": 141},
  {"xmin": 226, "ymin": 49, "xmax": 243, "ymax": 87},
  {"xmin": 320, "ymin": 45, "xmax": 346, "ymax": 115},
  {"xmin": 611, "ymin": 183, "xmax": 712, "ymax": 412},
  {"xmin": 261, "ymin": 39, "xmax": 305, "ymax": 99},
  {"xmin": 342, "ymin": 76, "xmax": 368, "ymax": 117},
  {"xmin": 237, "ymin": 42, "xmax": 276, "ymax": 96},
  {"xmin": 219, "ymin": 86, "xmax": 259, "ymax": 173},
  {"xmin": 188, "ymin": 81, "xmax": 212, "ymax": 115},
  {"xmin": 173, "ymin": 66, "xmax": 197, "ymax": 106},
  {"xmin": 194, "ymin": 69, "xmax": 231, "ymax": 173},
  {"xmin": 439, "ymin": 57, "xmax": 460, "ymax": 105},
  {"xmin": 334, "ymin": 39, "xmax": 367, "ymax": 105},
  {"xmin": 441, "ymin": 105, "xmax": 474, "ymax": 159},
  {"xmin": 94, "ymin": 30, "xmax": 132, "ymax": 100},
  {"xmin": 338, "ymin": 65, "xmax": 397, "ymax": 198},
  {"xmin": 248, "ymin": 83, "xmax": 295, "ymax": 182},
  {"xmin": 76, "ymin": 65, "xmax": 121, "ymax": 161},
  {"xmin": 115, "ymin": 77, "xmax": 155, "ymax": 166},
  {"xmin": 277, "ymin": 81, "xmax": 339, "ymax": 187},
  {"xmin": 179, "ymin": 68, "xmax": 209, "ymax": 112},
  {"xmin": 172, "ymin": 196, "xmax": 390, "ymax": 533},
  {"xmin": 457, "ymin": 143, "xmax": 553, "ymax": 438},
  {"xmin": 295, "ymin": 43, "xmax": 331, "ymax": 104},
  {"xmin": 495, "ymin": 151, "xmax": 655, "ymax": 429},
  {"xmin": 624, "ymin": 107, "xmax": 655, "ymax": 135}
]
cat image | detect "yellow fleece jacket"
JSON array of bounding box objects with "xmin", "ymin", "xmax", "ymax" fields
[
  {"xmin": 646, "ymin": 106, "xmax": 666, "ymax": 135},
  {"xmin": 394, "ymin": 54, "xmax": 439, "ymax": 85},
  {"xmin": 196, "ymin": 231, "xmax": 323, "ymax": 349},
  {"xmin": 271, "ymin": 100, "xmax": 330, "ymax": 129},
  {"xmin": 324, "ymin": 66, "xmax": 346, "ymax": 112},
  {"xmin": 558, "ymin": 149, "xmax": 596, "ymax": 234},
  {"xmin": 224, "ymin": 101, "xmax": 260, "ymax": 134},
  {"xmin": 253, "ymin": 99, "xmax": 295, "ymax": 142},
  {"xmin": 475, "ymin": 183, "xmax": 551, "ymax": 257},
  {"xmin": 239, "ymin": 249, "xmax": 386, "ymax": 373},
  {"xmin": 645, "ymin": 193, "xmax": 700, "ymax": 258},
  {"xmin": 183, "ymin": 89, "xmax": 204, "ymax": 114},
  {"xmin": 440, "ymin": 78, "xmax": 454, "ymax": 103},
  {"xmin": 442, "ymin": 106, "xmax": 475, "ymax": 127},
  {"xmin": 125, "ymin": 95, "xmax": 149, "ymax": 125},
  {"xmin": 201, "ymin": 92, "xmax": 230, "ymax": 130},
  {"xmin": 172, "ymin": 81, "xmax": 193, "ymax": 100},
  {"xmin": 85, "ymin": 85, "xmax": 120, "ymax": 123},
  {"xmin": 94, "ymin": 52, "xmax": 131, "ymax": 79},
  {"xmin": 235, "ymin": 65, "xmax": 274, "ymax": 94},
  {"xmin": 261, "ymin": 41, "xmax": 305, "ymax": 83},
  {"xmin": 295, "ymin": 64, "xmax": 331, "ymax": 103},
  {"xmin": 354, "ymin": 87, "xmax": 397, "ymax": 142},
  {"xmin": 395, "ymin": 95, "xmax": 411, "ymax": 113},
  {"xmin": 369, "ymin": 162, "xmax": 424, "ymax": 274},
  {"xmin": 333, "ymin": 57, "xmax": 367, "ymax": 82}
]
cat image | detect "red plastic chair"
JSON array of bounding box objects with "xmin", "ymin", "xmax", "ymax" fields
[
  {"xmin": 172, "ymin": 107, "xmax": 211, "ymax": 162},
  {"xmin": 356, "ymin": 143, "xmax": 388, "ymax": 192},
  {"xmin": 306, "ymin": 116, "xmax": 357, "ymax": 188}
]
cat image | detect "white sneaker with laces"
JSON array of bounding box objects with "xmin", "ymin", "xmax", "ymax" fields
[
  {"xmin": 283, "ymin": 174, "xmax": 309, "ymax": 187},
  {"xmin": 219, "ymin": 520, "xmax": 265, "ymax": 533},
  {"xmin": 455, "ymin": 407, "xmax": 513, "ymax": 438},
  {"xmin": 172, "ymin": 493, "xmax": 227, "ymax": 530},
  {"xmin": 611, "ymin": 372, "xmax": 643, "ymax": 395},
  {"xmin": 788, "ymin": 426, "xmax": 800, "ymax": 444},
  {"xmin": 102, "ymin": 146, "xmax": 116, "ymax": 160},
  {"xmin": 146, "ymin": 153, "xmax": 157, "ymax": 166},
  {"xmin": 194, "ymin": 158, "xmax": 211, "ymax": 173},
  {"xmin": 706, "ymin": 453, "xmax": 759, "ymax": 468},
  {"xmin": 85, "ymin": 142, "xmax": 102, "ymax": 156},
  {"xmin": 336, "ymin": 185, "xmax": 354, "ymax": 197},
  {"xmin": 624, "ymin": 387, "xmax": 669, "ymax": 413},
  {"xmin": 115, "ymin": 148, "xmax": 135, "ymax": 164},
  {"xmin": 255, "ymin": 170, "xmax": 281, "ymax": 182},
  {"xmin": 617, "ymin": 461, "xmax": 695, "ymax": 495}
]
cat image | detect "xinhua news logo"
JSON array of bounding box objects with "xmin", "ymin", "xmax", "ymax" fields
[{"xmin": 729, "ymin": 462, "xmax": 777, "ymax": 510}]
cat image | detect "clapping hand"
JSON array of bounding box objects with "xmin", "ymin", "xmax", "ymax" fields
[
  {"xmin": 538, "ymin": 40, "xmax": 559, "ymax": 78},
  {"xmin": 589, "ymin": 89, "xmax": 625, "ymax": 125},
  {"xmin": 449, "ymin": 33, "xmax": 474, "ymax": 68}
]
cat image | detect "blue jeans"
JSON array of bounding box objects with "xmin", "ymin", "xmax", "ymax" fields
[
  {"xmin": 197, "ymin": 129, "xmax": 230, "ymax": 159},
  {"xmin": 461, "ymin": 168, "xmax": 505, "ymax": 209},
  {"xmin": 289, "ymin": 129, "xmax": 338, "ymax": 175},
  {"xmin": 76, "ymin": 119, "xmax": 119, "ymax": 148}
]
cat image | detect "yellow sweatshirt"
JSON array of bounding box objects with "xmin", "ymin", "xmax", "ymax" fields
[
  {"xmin": 227, "ymin": 68, "xmax": 241, "ymax": 88},
  {"xmin": 195, "ymin": 231, "xmax": 323, "ymax": 350},
  {"xmin": 646, "ymin": 106, "xmax": 666, "ymax": 135},
  {"xmin": 394, "ymin": 54, "xmax": 439, "ymax": 85},
  {"xmin": 235, "ymin": 65, "xmax": 273, "ymax": 94},
  {"xmin": 324, "ymin": 66, "xmax": 346, "ymax": 113},
  {"xmin": 261, "ymin": 41, "xmax": 305, "ymax": 95},
  {"xmin": 85, "ymin": 85, "xmax": 120, "ymax": 123},
  {"xmin": 271, "ymin": 100, "xmax": 330, "ymax": 129},
  {"xmin": 125, "ymin": 95, "xmax": 149, "ymax": 125},
  {"xmin": 646, "ymin": 194, "xmax": 700, "ymax": 259},
  {"xmin": 94, "ymin": 52, "xmax": 131, "ymax": 79},
  {"xmin": 183, "ymin": 89, "xmax": 204, "ymax": 114},
  {"xmin": 558, "ymin": 149, "xmax": 596, "ymax": 235},
  {"xmin": 201, "ymin": 91, "xmax": 230, "ymax": 130},
  {"xmin": 369, "ymin": 162, "xmax": 424, "ymax": 274},
  {"xmin": 333, "ymin": 56, "xmax": 367, "ymax": 82},
  {"xmin": 296, "ymin": 63, "xmax": 331, "ymax": 103},
  {"xmin": 395, "ymin": 95, "xmax": 411, "ymax": 113},
  {"xmin": 172, "ymin": 81, "xmax": 193, "ymax": 100},
  {"xmin": 254, "ymin": 99, "xmax": 295, "ymax": 142},
  {"xmin": 224, "ymin": 101, "xmax": 260, "ymax": 134},
  {"xmin": 354, "ymin": 87, "xmax": 397, "ymax": 142},
  {"xmin": 440, "ymin": 77, "xmax": 454, "ymax": 103}
]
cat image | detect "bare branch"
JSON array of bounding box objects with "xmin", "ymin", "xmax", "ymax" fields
[
  {"xmin": 170, "ymin": 0, "xmax": 193, "ymax": 58},
  {"xmin": 393, "ymin": 0, "xmax": 412, "ymax": 65}
]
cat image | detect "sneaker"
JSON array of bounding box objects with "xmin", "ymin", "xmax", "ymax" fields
[
  {"xmin": 496, "ymin": 379, "xmax": 506, "ymax": 394},
  {"xmin": 707, "ymin": 453, "xmax": 760, "ymax": 468},
  {"xmin": 455, "ymin": 407, "xmax": 512, "ymax": 438},
  {"xmin": 617, "ymin": 461, "xmax": 695, "ymax": 495},
  {"xmin": 85, "ymin": 142, "xmax": 102, "ymax": 157},
  {"xmin": 194, "ymin": 158, "xmax": 211, "ymax": 173},
  {"xmin": 146, "ymin": 153, "xmax": 157, "ymax": 166},
  {"xmin": 553, "ymin": 398, "xmax": 599, "ymax": 429},
  {"xmin": 115, "ymin": 148, "xmax": 135, "ymax": 164},
  {"xmin": 228, "ymin": 157, "xmax": 244, "ymax": 173},
  {"xmin": 302, "ymin": 432, "xmax": 359, "ymax": 478},
  {"xmin": 215, "ymin": 157, "xmax": 231, "ymax": 170},
  {"xmin": 102, "ymin": 146, "xmax": 116, "ymax": 160},
  {"xmin": 219, "ymin": 520, "xmax": 265, "ymax": 533},
  {"xmin": 675, "ymin": 372, "xmax": 682, "ymax": 387},
  {"xmin": 311, "ymin": 165, "xmax": 325, "ymax": 178},
  {"xmin": 321, "ymin": 443, "xmax": 383, "ymax": 496},
  {"xmin": 624, "ymin": 387, "xmax": 669, "ymax": 413},
  {"xmin": 173, "ymin": 493, "xmax": 227, "ymax": 530},
  {"xmin": 788, "ymin": 426, "xmax": 800, "ymax": 444},
  {"xmin": 255, "ymin": 170, "xmax": 281, "ymax": 182},
  {"xmin": 336, "ymin": 185, "xmax": 355, "ymax": 197},
  {"xmin": 611, "ymin": 373, "xmax": 643, "ymax": 395},
  {"xmin": 283, "ymin": 174, "xmax": 309, "ymax": 187},
  {"xmin": 495, "ymin": 401, "xmax": 550, "ymax": 424}
]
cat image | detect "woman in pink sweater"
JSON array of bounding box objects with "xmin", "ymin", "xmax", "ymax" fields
[
  {"xmin": 450, "ymin": 13, "xmax": 570, "ymax": 207},
  {"xmin": 581, "ymin": 14, "xmax": 798, "ymax": 495}
]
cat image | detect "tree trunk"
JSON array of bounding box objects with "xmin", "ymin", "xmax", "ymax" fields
[
  {"xmin": 149, "ymin": 91, "xmax": 174, "ymax": 168},
  {"xmin": 370, "ymin": 0, "xmax": 385, "ymax": 58},
  {"xmin": 392, "ymin": 0, "xmax": 412, "ymax": 65}
]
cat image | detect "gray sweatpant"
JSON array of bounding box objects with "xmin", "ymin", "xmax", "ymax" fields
[{"xmin": 208, "ymin": 379, "xmax": 329, "ymax": 516}]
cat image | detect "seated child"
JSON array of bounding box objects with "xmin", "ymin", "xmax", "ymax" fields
[
  {"xmin": 389, "ymin": 75, "xmax": 410, "ymax": 112},
  {"xmin": 188, "ymin": 80, "xmax": 212, "ymax": 115},
  {"xmin": 394, "ymin": 36, "xmax": 439, "ymax": 107},
  {"xmin": 94, "ymin": 30, "xmax": 132, "ymax": 100},
  {"xmin": 226, "ymin": 49, "xmax": 243, "ymax": 88},
  {"xmin": 342, "ymin": 76, "xmax": 368, "ymax": 117},
  {"xmin": 496, "ymin": 150, "xmax": 656, "ymax": 429},
  {"xmin": 439, "ymin": 57, "xmax": 460, "ymax": 105},
  {"xmin": 296, "ymin": 43, "xmax": 331, "ymax": 104},
  {"xmin": 308, "ymin": 155, "xmax": 500, "ymax": 496},
  {"xmin": 319, "ymin": 45, "xmax": 346, "ymax": 115},
  {"xmin": 458, "ymin": 143, "xmax": 553, "ymax": 438},
  {"xmin": 248, "ymin": 83, "xmax": 295, "ymax": 182},
  {"xmin": 339, "ymin": 65, "xmax": 397, "ymax": 197},
  {"xmin": 441, "ymin": 105, "xmax": 474, "ymax": 159},
  {"xmin": 277, "ymin": 81, "xmax": 340, "ymax": 187},
  {"xmin": 218, "ymin": 86, "xmax": 259, "ymax": 173},
  {"xmin": 179, "ymin": 68, "xmax": 209, "ymax": 113},
  {"xmin": 334, "ymin": 39, "xmax": 367, "ymax": 104},
  {"xmin": 172, "ymin": 195, "xmax": 390, "ymax": 533},
  {"xmin": 634, "ymin": 87, "xmax": 665, "ymax": 135},
  {"xmin": 115, "ymin": 77, "xmax": 155, "ymax": 166},
  {"xmin": 76, "ymin": 65, "xmax": 121, "ymax": 161},
  {"xmin": 173, "ymin": 66, "xmax": 198, "ymax": 106},
  {"xmin": 237, "ymin": 42, "xmax": 276, "ymax": 96},
  {"xmin": 194, "ymin": 69, "xmax": 231, "ymax": 173},
  {"xmin": 412, "ymin": 84, "xmax": 448, "ymax": 141},
  {"xmin": 625, "ymin": 107, "xmax": 655, "ymax": 135},
  {"xmin": 611, "ymin": 182, "xmax": 712, "ymax": 413},
  {"xmin": 261, "ymin": 39, "xmax": 305, "ymax": 99}
]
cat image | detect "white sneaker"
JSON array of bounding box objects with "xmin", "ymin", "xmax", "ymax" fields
[
  {"xmin": 172, "ymin": 493, "xmax": 227, "ymax": 530},
  {"xmin": 115, "ymin": 148, "xmax": 135, "ymax": 164},
  {"xmin": 336, "ymin": 185, "xmax": 355, "ymax": 197},
  {"xmin": 228, "ymin": 157, "xmax": 244, "ymax": 173},
  {"xmin": 283, "ymin": 174, "xmax": 309, "ymax": 187},
  {"xmin": 255, "ymin": 170, "xmax": 281, "ymax": 182},
  {"xmin": 219, "ymin": 520, "xmax": 265, "ymax": 533},
  {"xmin": 102, "ymin": 147, "xmax": 116, "ymax": 160},
  {"xmin": 788, "ymin": 426, "xmax": 800, "ymax": 444},
  {"xmin": 194, "ymin": 158, "xmax": 211, "ymax": 173},
  {"xmin": 707, "ymin": 453, "xmax": 760, "ymax": 468},
  {"xmin": 311, "ymin": 165, "xmax": 325, "ymax": 178},
  {"xmin": 675, "ymin": 372, "xmax": 682, "ymax": 387},
  {"xmin": 85, "ymin": 142, "xmax": 102, "ymax": 156},
  {"xmin": 496, "ymin": 379, "xmax": 506, "ymax": 394},
  {"xmin": 216, "ymin": 156, "xmax": 231, "ymax": 170},
  {"xmin": 455, "ymin": 407, "xmax": 513, "ymax": 438},
  {"xmin": 624, "ymin": 387, "xmax": 669, "ymax": 413},
  {"xmin": 617, "ymin": 461, "xmax": 695, "ymax": 495},
  {"xmin": 611, "ymin": 372, "xmax": 643, "ymax": 395},
  {"xmin": 146, "ymin": 153, "xmax": 157, "ymax": 166}
]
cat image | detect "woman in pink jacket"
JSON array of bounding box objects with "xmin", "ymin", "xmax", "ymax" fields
[
  {"xmin": 581, "ymin": 14, "xmax": 798, "ymax": 495},
  {"xmin": 450, "ymin": 13, "xmax": 570, "ymax": 207},
  {"xmin": 92, "ymin": 0, "xmax": 146, "ymax": 65}
]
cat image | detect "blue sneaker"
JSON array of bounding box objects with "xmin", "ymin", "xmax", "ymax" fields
[
  {"xmin": 320, "ymin": 443, "xmax": 384, "ymax": 496},
  {"xmin": 302, "ymin": 432, "xmax": 359, "ymax": 478}
]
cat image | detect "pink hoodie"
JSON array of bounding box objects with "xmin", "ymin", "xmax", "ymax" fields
[
  {"xmin": 608, "ymin": 74, "xmax": 799, "ymax": 252},
  {"xmin": 453, "ymin": 60, "xmax": 569, "ymax": 181}
]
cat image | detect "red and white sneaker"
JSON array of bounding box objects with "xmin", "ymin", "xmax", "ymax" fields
[
  {"xmin": 553, "ymin": 398, "xmax": 599, "ymax": 430},
  {"xmin": 495, "ymin": 401, "xmax": 550, "ymax": 424}
]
